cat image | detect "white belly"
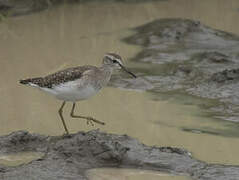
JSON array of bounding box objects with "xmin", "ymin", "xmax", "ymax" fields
[{"xmin": 40, "ymin": 81, "xmax": 100, "ymax": 102}]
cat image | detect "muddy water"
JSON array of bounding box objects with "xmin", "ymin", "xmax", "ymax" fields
[
  {"xmin": 86, "ymin": 168, "xmax": 191, "ymax": 180},
  {"xmin": 0, "ymin": 152, "xmax": 43, "ymax": 166},
  {"xmin": 1, "ymin": 0, "xmax": 239, "ymax": 167}
]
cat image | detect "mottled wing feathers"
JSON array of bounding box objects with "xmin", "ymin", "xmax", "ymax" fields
[{"xmin": 20, "ymin": 65, "xmax": 96, "ymax": 88}]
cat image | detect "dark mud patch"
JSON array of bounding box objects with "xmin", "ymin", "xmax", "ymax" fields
[
  {"xmin": 0, "ymin": 130, "xmax": 239, "ymax": 180},
  {"xmin": 120, "ymin": 18, "xmax": 239, "ymax": 123},
  {"xmin": 210, "ymin": 68, "xmax": 239, "ymax": 83},
  {"xmin": 0, "ymin": 0, "xmax": 54, "ymax": 16}
]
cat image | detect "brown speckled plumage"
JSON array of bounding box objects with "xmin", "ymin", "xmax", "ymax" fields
[
  {"xmin": 19, "ymin": 53, "xmax": 137, "ymax": 134},
  {"xmin": 20, "ymin": 65, "xmax": 96, "ymax": 88}
]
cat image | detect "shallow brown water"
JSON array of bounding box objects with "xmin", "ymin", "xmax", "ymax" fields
[
  {"xmin": 0, "ymin": 152, "xmax": 43, "ymax": 166},
  {"xmin": 86, "ymin": 168, "xmax": 191, "ymax": 180},
  {"xmin": 1, "ymin": 0, "xmax": 239, "ymax": 167}
]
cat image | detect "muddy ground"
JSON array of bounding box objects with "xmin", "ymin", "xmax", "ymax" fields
[
  {"xmin": 119, "ymin": 18, "xmax": 239, "ymax": 123},
  {"xmin": 0, "ymin": 130, "xmax": 239, "ymax": 180}
]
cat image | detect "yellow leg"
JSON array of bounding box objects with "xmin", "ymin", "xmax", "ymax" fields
[
  {"xmin": 70, "ymin": 102, "xmax": 105, "ymax": 126},
  {"xmin": 58, "ymin": 101, "xmax": 69, "ymax": 134}
]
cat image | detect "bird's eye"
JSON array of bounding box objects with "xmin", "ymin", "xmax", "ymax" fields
[{"xmin": 112, "ymin": 60, "xmax": 118, "ymax": 63}]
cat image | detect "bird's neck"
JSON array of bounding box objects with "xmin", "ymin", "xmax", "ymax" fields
[
  {"xmin": 99, "ymin": 64, "xmax": 114, "ymax": 74},
  {"xmin": 98, "ymin": 64, "xmax": 114, "ymax": 86}
]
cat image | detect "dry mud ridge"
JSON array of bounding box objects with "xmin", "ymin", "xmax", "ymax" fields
[{"xmin": 0, "ymin": 130, "xmax": 239, "ymax": 180}]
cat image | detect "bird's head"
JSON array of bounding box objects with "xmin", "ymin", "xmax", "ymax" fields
[{"xmin": 103, "ymin": 53, "xmax": 137, "ymax": 78}]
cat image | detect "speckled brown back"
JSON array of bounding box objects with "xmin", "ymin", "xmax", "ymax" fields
[{"xmin": 20, "ymin": 65, "xmax": 96, "ymax": 88}]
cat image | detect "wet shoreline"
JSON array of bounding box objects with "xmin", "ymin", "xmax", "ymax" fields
[{"xmin": 122, "ymin": 18, "xmax": 239, "ymax": 123}]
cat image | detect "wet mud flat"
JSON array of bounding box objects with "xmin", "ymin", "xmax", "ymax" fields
[
  {"xmin": 0, "ymin": 130, "xmax": 239, "ymax": 180},
  {"xmin": 121, "ymin": 18, "xmax": 239, "ymax": 122}
]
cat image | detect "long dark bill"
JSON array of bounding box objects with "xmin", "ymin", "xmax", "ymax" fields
[{"xmin": 119, "ymin": 64, "xmax": 137, "ymax": 78}]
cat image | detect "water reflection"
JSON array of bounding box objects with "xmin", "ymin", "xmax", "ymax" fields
[{"xmin": 0, "ymin": 0, "xmax": 239, "ymax": 165}]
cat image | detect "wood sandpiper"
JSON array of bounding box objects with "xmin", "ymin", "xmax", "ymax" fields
[{"xmin": 19, "ymin": 53, "xmax": 137, "ymax": 134}]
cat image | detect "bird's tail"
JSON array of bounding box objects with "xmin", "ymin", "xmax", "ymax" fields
[
  {"xmin": 19, "ymin": 79, "xmax": 31, "ymax": 85},
  {"xmin": 19, "ymin": 77, "xmax": 43, "ymax": 87}
]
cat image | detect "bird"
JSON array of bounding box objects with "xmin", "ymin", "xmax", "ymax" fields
[{"xmin": 19, "ymin": 53, "xmax": 137, "ymax": 134}]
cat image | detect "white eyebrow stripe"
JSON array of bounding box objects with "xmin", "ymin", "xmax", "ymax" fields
[{"xmin": 105, "ymin": 55, "xmax": 121, "ymax": 61}]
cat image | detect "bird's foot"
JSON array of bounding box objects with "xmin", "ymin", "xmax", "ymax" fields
[
  {"xmin": 62, "ymin": 132, "xmax": 72, "ymax": 138},
  {"xmin": 85, "ymin": 116, "xmax": 105, "ymax": 126}
]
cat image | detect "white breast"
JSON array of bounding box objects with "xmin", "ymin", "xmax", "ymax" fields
[{"xmin": 40, "ymin": 80, "xmax": 100, "ymax": 102}]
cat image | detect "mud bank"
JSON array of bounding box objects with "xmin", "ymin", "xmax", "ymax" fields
[
  {"xmin": 122, "ymin": 18, "xmax": 239, "ymax": 122},
  {"xmin": 0, "ymin": 130, "xmax": 238, "ymax": 180}
]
